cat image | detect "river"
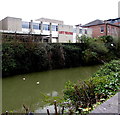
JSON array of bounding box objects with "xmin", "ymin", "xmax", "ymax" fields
[{"xmin": 2, "ymin": 65, "xmax": 101, "ymax": 113}]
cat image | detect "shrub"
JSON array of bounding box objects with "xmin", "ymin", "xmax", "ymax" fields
[
  {"xmin": 63, "ymin": 60, "xmax": 120, "ymax": 113},
  {"xmin": 63, "ymin": 45, "xmax": 82, "ymax": 67},
  {"xmin": 2, "ymin": 41, "xmax": 83, "ymax": 77}
]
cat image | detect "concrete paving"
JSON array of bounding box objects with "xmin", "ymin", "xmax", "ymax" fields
[{"xmin": 89, "ymin": 92, "xmax": 120, "ymax": 114}]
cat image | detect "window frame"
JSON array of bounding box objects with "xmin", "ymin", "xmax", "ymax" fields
[{"xmin": 100, "ymin": 26, "xmax": 104, "ymax": 33}]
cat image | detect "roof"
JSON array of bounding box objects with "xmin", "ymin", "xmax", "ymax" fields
[
  {"xmin": 35, "ymin": 18, "xmax": 64, "ymax": 25},
  {"xmin": 106, "ymin": 17, "xmax": 120, "ymax": 21},
  {"xmin": 81, "ymin": 19, "xmax": 120, "ymax": 28},
  {"xmin": 3, "ymin": 16, "xmax": 22, "ymax": 21},
  {"xmin": 82, "ymin": 19, "xmax": 104, "ymax": 27}
]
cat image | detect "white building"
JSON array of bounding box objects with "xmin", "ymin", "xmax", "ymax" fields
[{"xmin": 0, "ymin": 17, "xmax": 91, "ymax": 43}]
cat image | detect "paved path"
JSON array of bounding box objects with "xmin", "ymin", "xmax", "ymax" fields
[{"xmin": 89, "ymin": 92, "xmax": 120, "ymax": 114}]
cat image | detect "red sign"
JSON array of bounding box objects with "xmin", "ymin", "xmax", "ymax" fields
[{"xmin": 59, "ymin": 31, "xmax": 73, "ymax": 35}]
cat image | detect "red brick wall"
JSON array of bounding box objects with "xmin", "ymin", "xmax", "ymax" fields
[
  {"xmin": 88, "ymin": 24, "xmax": 120, "ymax": 38},
  {"xmin": 88, "ymin": 24, "xmax": 106, "ymax": 38}
]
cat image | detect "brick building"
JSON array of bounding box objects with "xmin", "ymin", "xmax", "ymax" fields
[{"xmin": 81, "ymin": 18, "xmax": 120, "ymax": 38}]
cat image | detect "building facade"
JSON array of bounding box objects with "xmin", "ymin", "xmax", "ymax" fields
[
  {"xmin": 0, "ymin": 17, "xmax": 86, "ymax": 43},
  {"xmin": 81, "ymin": 18, "xmax": 120, "ymax": 38}
]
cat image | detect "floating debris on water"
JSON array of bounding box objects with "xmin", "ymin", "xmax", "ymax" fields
[
  {"xmin": 23, "ymin": 78, "xmax": 26, "ymax": 80},
  {"xmin": 36, "ymin": 81, "xmax": 39, "ymax": 85}
]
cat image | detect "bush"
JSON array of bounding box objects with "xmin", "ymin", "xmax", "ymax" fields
[
  {"xmin": 63, "ymin": 45, "xmax": 82, "ymax": 67},
  {"xmin": 2, "ymin": 41, "xmax": 84, "ymax": 77},
  {"xmin": 63, "ymin": 60, "xmax": 120, "ymax": 113}
]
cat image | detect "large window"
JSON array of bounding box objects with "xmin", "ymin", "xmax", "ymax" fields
[
  {"xmin": 47, "ymin": 25, "xmax": 58, "ymax": 31},
  {"xmin": 33, "ymin": 23, "xmax": 40, "ymax": 30},
  {"xmin": 51, "ymin": 25, "xmax": 58, "ymax": 31},
  {"xmin": 52, "ymin": 25, "xmax": 57, "ymax": 31},
  {"xmin": 100, "ymin": 26, "xmax": 104, "ymax": 33},
  {"xmin": 43, "ymin": 24, "xmax": 49, "ymax": 31},
  {"xmin": 22, "ymin": 21, "xmax": 30, "ymax": 29}
]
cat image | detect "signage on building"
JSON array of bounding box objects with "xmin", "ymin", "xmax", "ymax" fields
[{"xmin": 59, "ymin": 31, "xmax": 73, "ymax": 35}]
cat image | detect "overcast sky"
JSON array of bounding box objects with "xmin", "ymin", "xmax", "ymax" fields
[{"xmin": 0, "ymin": 0, "xmax": 119, "ymax": 25}]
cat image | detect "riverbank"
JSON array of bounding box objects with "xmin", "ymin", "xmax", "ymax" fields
[
  {"xmin": 2, "ymin": 35, "xmax": 120, "ymax": 77},
  {"xmin": 62, "ymin": 59, "xmax": 120, "ymax": 114}
]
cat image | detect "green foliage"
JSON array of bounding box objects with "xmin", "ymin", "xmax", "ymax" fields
[
  {"xmin": 99, "ymin": 35, "xmax": 113, "ymax": 43},
  {"xmin": 81, "ymin": 35, "xmax": 120, "ymax": 64},
  {"xmin": 2, "ymin": 43, "xmax": 17, "ymax": 76},
  {"xmin": 2, "ymin": 35, "xmax": 120, "ymax": 77},
  {"xmin": 63, "ymin": 60, "xmax": 120, "ymax": 113},
  {"xmin": 2, "ymin": 41, "xmax": 84, "ymax": 77},
  {"xmin": 80, "ymin": 35, "xmax": 92, "ymax": 44},
  {"xmin": 63, "ymin": 45, "xmax": 82, "ymax": 67},
  {"xmin": 82, "ymin": 49, "xmax": 98, "ymax": 64},
  {"xmin": 93, "ymin": 60, "xmax": 120, "ymax": 77}
]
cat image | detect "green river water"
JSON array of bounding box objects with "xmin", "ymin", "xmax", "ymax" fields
[{"xmin": 2, "ymin": 65, "xmax": 101, "ymax": 113}]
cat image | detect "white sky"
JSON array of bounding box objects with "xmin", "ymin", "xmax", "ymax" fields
[{"xmin": 0, "ymin": 0, "xmax": 120, "ymax": 25}]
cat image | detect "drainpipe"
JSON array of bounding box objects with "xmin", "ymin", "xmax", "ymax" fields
[
  {"xmin": 104, "ymin": 20, "xmax": 108, "ymax": 36},
  {"xmin": 106, "ymin": 23, "xmax": 108, "ymax": 36}
]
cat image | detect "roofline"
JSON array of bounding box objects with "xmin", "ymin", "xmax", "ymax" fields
[
  {"xmin": 35, "ymin": 18, "xmax": 64, "ymax": 25},
  {"xmin": 2, "ymin": 16, "xmax": 22, "ymax": 21},
  {"xmin": 106, "ymin": 17, "xmax": 120, "ymax": 21},
  {"xmin": 81, "ymin": 23, "xmax": 120, "ymax": 28}
]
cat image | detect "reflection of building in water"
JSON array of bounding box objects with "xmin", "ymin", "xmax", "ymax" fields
[{"xmin": 47, "ymin": 91, "xmax": 58, "ymax": 97}]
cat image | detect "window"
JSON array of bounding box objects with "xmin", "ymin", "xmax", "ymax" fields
[
  {"xmin": 52, "ymin": 25, "xmax": 58, "ymax": 31},
  {"xmin": 43, "ymin": 24, "xmax": 49, "ymax": 31},
  {"xmin": 22, "ymin": 21, "xmax": 29, "ymax": 29},
  {"xmin": 33, "ymin": 23, "xmax": 40, "ymax": 30},
  {"xmin": 100, "ymin": 26, "xmax": 104, "ymax": 33},
  {"xmin": 79, "ymin": 29, "xmax": 82, "ymax": 34},
  {"xmin": 47, "ymin": 25, "xmax": 58, "ymax": 31},
  {"xmin": 52, "ymin": 25, "xmax": 56, "ymax": 31}
]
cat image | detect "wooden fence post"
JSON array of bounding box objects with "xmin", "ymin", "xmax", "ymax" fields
[
  {"xmin": 47, "ymin": 108, "xmax": 50, "ymax": 115},
  {"xmin": 54, "ymin": 100, "xmax": 57, "ymax": 115}
]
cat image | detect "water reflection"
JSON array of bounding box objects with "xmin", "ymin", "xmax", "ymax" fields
[{"xmin": 2, "ymin": 65, "xmax": 101, "ymax": 112}]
